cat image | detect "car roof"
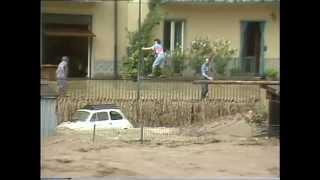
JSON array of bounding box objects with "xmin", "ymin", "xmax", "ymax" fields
[
  {"xmin": 77, "ymin": 109, "xmax": 120, "ymax": 113},
  {"xmin": 81, "ymin": 104, "xmax": 120, "ymax": 110}
]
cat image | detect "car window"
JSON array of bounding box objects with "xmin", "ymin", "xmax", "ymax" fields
[
  {"xmin": 110, "ymin": 111, "xmax": 123, "ymax": 120},
  {"xmin": 71, "ymin": 111, "xmax": 90, "ymax": 122},
  {"xmin": 97, "ymin": 112, "xmax": 109, "ymax": 121},
  {"xmin": 90, "ymin": 113, "xmax": 98, "ymax": 122}
]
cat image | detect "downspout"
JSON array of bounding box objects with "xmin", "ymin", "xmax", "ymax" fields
[
  {"xmin": 114, "ymin": 0, "xmax": 118, "ymax": 79},
  {"xmin": 40, "ymin": 14, "xmax": 43, "ymax": 65}
]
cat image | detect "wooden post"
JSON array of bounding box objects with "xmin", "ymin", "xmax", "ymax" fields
[{"xmin": 92, "ymin": 124, "xmax": 96, "ymax": 143}]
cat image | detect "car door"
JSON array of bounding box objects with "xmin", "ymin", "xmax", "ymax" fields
[
  {"xmin": 97, "ymin": 111, "xmax": 111, "ymax": 128},
  {"xmin": 90, "ymin": 111, "xmax": 111, "ymax": 128},
  {"xmin": 89, "ymin": 112, "xmax": 98, "ymax": 128},
  {"xmin": 109, "ymin": 110, "xmax": 125, "ymax": 128}
]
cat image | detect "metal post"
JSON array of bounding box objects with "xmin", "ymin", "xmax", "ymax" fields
[
  {"xmin": 92, "ymin": 124, "xmax": 96, "ymax": 143},
  {"xmin": 137, "ymin": 0, "xmax": 144, "ymax": 144}
]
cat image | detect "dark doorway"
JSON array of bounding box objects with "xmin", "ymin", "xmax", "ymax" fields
[
  {"xmin": 44, "ymin": 36, "xmax": 88, "ymax": 78},
  {"xmin": 43, "ymin": 24, "xmax": 90, "ymax": 78},
  {"xmin": 240, "ymin": 21, "xmax": 265, "ymax": 75},
  {"xmin": 42, "ymin": 14, "xmax": 94, "ymax": 78}
]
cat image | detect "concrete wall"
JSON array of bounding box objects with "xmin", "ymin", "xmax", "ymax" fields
[{"xmin": 41, "ymin": 97, "xmax": 57, "ymax": 140}]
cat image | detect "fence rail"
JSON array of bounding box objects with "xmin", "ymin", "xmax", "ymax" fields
[{"xmin": 64, "ymin": 80, "xmax": 261, "ymax": 102}]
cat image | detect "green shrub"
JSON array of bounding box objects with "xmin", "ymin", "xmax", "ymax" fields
[
  {"xmin": 264, "ymin": 68, "xmax": 278, "ymax": 80},
  {"xmin": 161, "ymin": 64, "xmax": 174, "ymax": 77},
  {"xmin": 187, "ymin": 38, "xmax": 237, "ymax": 75},
  {"xmin": 188, "ymin": 37, "xmax": 213, "ymax": 74},
  {"xmin": 122, "ymin": 0, "xmax": 162, "ymax": 79},
  {"xmin": 168, "ymin": 46, "xmax": 186, "ymax": 74},
  {"xmin": 212, "ymin": 39, "xmax": 237, "ymax": 75}
]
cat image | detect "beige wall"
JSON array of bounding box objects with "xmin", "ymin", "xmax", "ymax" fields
[
  {"xmin": 118, "ymin": 0, "xmax": 150, "ymax": 71},
  {"xmin": 41, "ymin": 1, "xmax": 151, "ymax": 77},
  {"xmin": 117, "ymin": 1, "xmax": 128, "ymax": 71},
  {"xmin": 41, "ymin": 2, "xmax": 279, "ymax": 77},
  {"xmin": 157, "ymin": 4, "xmax": 280, "ymax": 59},
  {"xmin": 41, "ymin": 1, "xmax": 116, "ymax": 77}
]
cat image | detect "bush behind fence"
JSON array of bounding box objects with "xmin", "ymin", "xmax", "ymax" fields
[{"xmin": 58, "ymin": 81, "xmax": 261, "ymax": 126}]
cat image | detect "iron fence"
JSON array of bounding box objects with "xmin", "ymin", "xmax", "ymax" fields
[
  {"xmin": 227, "ymin": 58, "xmax": 279, "ymax": 76},
  {"xmin": 63, "ymin": 80, "xmax": 261, "ymax": 102},
  {"xmin": 56, "ymin": 80, "xmax": 261, "ymax": 125}
]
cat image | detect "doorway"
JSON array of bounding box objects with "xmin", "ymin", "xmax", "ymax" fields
[
  {"xmin": 44, "ymin": 35, "xmax": 88, "ymax": 78},
  {"xmin": 42, "ymin": 14, "xmax": 94, "ymax": 78},
  {"xmin": 240, "ymin": 21, "xmax": 265, "ymax": 75}
]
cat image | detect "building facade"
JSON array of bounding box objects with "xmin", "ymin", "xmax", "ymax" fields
[{"xmin": 41, "ymin": 0, "xmax": 279, "ymax": 79}]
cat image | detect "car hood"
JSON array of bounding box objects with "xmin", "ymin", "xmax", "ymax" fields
[{"xmin": 57, "ymin": 121, "xmax": 93, "ymax": 130}]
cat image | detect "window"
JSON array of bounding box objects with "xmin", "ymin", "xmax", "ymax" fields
[
  {"xmin": 90, "ymin": 113, "xmax": 98, "ymax": 122},
  {"xmin": 110, "ymin": 111, "xmax": 123, "ymax": 120},
  {"xmin": 71, "ymin": 111, "xmax": 90, "ymax": 122},
  {"xmin": 163, "ymin": 20, "xmax": 185, "ymax": 51},
  {"xmin": 97, "ymin": 112, "xmax": 109, "ymax": 121},
  {"xmin": 90, "ymin": 112, "xmax": 109, "ymax": 122}
]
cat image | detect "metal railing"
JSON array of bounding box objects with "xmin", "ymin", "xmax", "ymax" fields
[{"xmin": 63, "ymin": 80, "xmax": 261, "ymax": 101}]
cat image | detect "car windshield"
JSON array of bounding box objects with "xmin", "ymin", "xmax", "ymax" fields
[{"xmin": 71, "ymin": 111, "xmax": 90, "ymax": 122}]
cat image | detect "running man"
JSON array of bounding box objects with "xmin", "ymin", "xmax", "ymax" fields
[{"xmin": 142, "ymin": 38, "xmax": 166, "ymax": 77}]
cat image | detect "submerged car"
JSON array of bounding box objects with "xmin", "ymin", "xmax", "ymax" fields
[{"xmin": 58, "ymin": 104, "xmax": 133, "ymax": 130}]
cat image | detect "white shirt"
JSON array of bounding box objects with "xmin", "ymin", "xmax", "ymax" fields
[{"xmin": 56, "ymin": 61, "xmax": 68, "ymax": 79}]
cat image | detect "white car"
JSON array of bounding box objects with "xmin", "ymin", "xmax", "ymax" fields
[{"xmin": 58, "ymin": 104, "xmax": 133, "ymax": 130}]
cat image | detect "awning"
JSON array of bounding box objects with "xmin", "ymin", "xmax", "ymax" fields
[{"xmin": 45, "ymin": 27, "xmax": 96, "ymax": 37}]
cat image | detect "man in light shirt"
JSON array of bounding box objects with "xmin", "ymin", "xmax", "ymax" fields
[
  {"xmin": 201, "ymin": 56, "xmax": 214, "ymax": 99},
  {"xmin": 56, "ymin": 56, "xmax": 69, "ymax": 96}
]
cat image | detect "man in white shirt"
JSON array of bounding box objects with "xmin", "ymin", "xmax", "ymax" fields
[
  {"xmin": 201, "ymin": 56, "xmax": 214, "ymax": 99},
  {"xmin": 56, "ymin": 56, "xmax": 69, "ymax": 96}
]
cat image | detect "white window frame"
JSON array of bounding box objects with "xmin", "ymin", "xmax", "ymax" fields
[{"xmin": 165, "ymin": 19, "xmax": 185, "ymax": 52}]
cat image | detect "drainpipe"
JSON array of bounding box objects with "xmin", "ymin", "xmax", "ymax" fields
[
  {"xmin": 40, "ymin": 14, "xmax": 43, "ymax": 65},
  {"xmin": 113, "ymin": 0, "xmax": 118, "ymax": 79}
]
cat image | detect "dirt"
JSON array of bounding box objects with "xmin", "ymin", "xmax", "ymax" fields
[{"xmin": 41, "ymin": 119, "xmax": 279, "ymax": 177}]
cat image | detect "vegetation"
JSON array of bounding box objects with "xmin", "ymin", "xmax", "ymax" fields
[
  {"xmin": 244, "ymin": 104, "xmax": 269, "ymax": 136},
  {"xmin": 188, "ymin": 37, "xmax": 213, "ymax": 74},
  {"xmin": 122, "ymin": 0, "xmax": 237, "ymax": 79},
  {"xmin": 264, "ymin": 68, "xmax": 278, "ymax": 80},
  {"xmin": 122, "ymin": 0, "xmax": 162, "ymax": 79},
  {"xmin": 212, "ymin": 39, "xmax": 237, "ymax": 75},
  {"xmin": 187, "ymin": 37, "xmax": 237, "ymax": 76}
]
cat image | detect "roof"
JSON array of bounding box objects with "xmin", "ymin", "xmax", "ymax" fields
[
  {"xmin": 161, "ymin": 0, "xmax": 280, "ymax": 5},
  {"xmin": 41, "ymin": 80, "xmax": 58, "ymax": 97},
  {"xmin": 81, "ymin": 104, "xmax": 120, "ymax": 110}
]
